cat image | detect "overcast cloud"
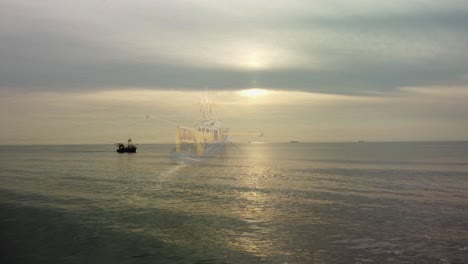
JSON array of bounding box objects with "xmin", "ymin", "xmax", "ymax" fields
[
  {"xmin": 1, "ymin": 0, "xmax": 467, "ymax": 143},
  {"xmin": 1, "ymin": 0, "xmax": 468, "ymax": 93}
]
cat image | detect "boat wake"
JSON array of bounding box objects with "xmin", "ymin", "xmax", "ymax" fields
[{"xmin": 159, "ymin": 163, "xmax": 188, "ymax": 178}]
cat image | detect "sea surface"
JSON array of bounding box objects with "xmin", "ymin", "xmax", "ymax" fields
[{"xmin": 1, "ymin": 142, "xmax": 468, "ymax": 263}]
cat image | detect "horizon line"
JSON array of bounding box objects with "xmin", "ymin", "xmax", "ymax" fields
[{"xmin": 2, "ymin": 140, "xmax": 468, "ymax": 146}]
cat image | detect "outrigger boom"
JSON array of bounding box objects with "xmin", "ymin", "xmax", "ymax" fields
[{"xmin": 224, "ymin": 132, "xmax": 264, "ymax": 137}]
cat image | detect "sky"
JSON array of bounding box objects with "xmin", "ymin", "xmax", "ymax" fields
[{"xmin": 1, "ymin": 0, "xmax": 468, "ymax": 144}]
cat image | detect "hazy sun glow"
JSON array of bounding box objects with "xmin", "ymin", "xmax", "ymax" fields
[{"xmin": 239, "ymin": 88, "xmax": 268, "ymax": 97}]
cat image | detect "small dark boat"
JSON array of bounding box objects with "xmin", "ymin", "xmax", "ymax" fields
[
  {"xmin": 116, "ymin": 138, "xmax": 137, "ymax": 153},
  {"xmin": 290, "ymin": 140, "xmax": 299, "ymax": 143}
]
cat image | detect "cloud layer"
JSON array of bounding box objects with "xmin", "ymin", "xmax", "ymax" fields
[{"xmin": 1, "ymin": 0, "xmax": 468, "ymax": 93}]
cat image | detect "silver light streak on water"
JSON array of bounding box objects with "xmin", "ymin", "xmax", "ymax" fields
[{"xmin": 1, "ymin": 142, "xmax": 468, "ymax": 263}]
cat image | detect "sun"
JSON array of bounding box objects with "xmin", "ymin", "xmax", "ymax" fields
[{"xmin": 239, "ymin": 89, "xmax": 267, "ymax": 97}]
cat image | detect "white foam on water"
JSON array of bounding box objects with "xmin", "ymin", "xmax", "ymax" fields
[{"xmin": 159, "ymin": 163, "xmax": 188, "ymax": 178}]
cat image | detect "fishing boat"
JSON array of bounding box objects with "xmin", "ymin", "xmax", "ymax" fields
[
  {"xmin": 146, "ymin": 94, "xmax": 262, "ymax": 161},
  {"xmin": 174, "ymin": 96, "xmax": 229, "ymax": 157},
  {"xmin": 116, "ymin": 138, "xmax": 137, "ymax": 153},
  {"xmin": 171, "ymin": 95, "xmax": 262, "ymax": 159}
]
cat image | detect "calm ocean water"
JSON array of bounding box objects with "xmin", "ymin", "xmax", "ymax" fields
[{"xmin": 1, "ymin": 142, "xmax": 468, "ymax": 263}]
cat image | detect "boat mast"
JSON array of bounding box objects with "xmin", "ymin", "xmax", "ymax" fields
[{"xmin": 197, "ymin": 92, "xmax": 215, "ymax": 125}]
